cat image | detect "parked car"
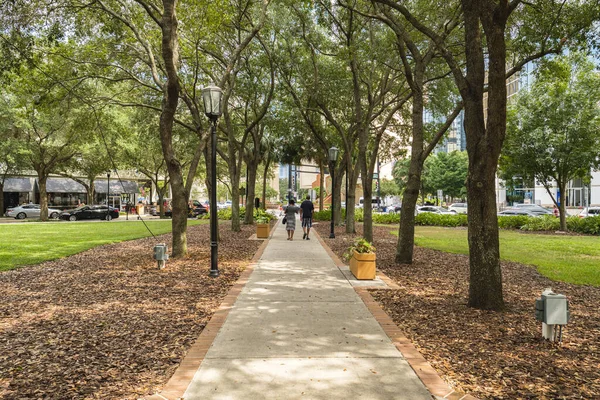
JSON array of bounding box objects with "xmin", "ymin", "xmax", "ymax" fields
[
  {"xmin": 358, "ymin": 197, "xmax": 383, "ymax": 209},
  {"xmin": 417, "ymin": 206, "xmax": 454, "ymax": 215},
  {"xmin": 448, "ymin": 203, "xmax": 468, "ymax": 214},
  {"xmin": 61, "ymin": 205, "xmax": 120, "ymax": 221},
  {"xmin": 579, "ymin": 207, "xmax": 600, "ymax": 218},
  {"xmin": 387, "ymin": 204, "xmax": 402, "ymax": 214},
  {"xmin": 193, "ymin": 200, "xmax": 209, "ymax": 213},
  {"xmin": 497, "ymin": 209, "xmax": 538, "ymax": 217},
  {"xmin": 164, "ymin": 203, "xmax": 208, "ymax": 218},
  {"xmin": 5, "ymin": 204, "xmax": 62, "ymax": 219},
  {"xmin": 512, "ymin": 203, "xmax": 552, "ymax": 215}
]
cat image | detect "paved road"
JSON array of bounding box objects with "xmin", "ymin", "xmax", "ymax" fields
[{"xmin": 183, "ymin": 217, "xmax": 433, "ymax": 399}]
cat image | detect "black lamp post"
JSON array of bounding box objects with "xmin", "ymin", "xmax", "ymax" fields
[
  {"xmin": 328, "ymin": 146, "xmax": 339, "ymax": 238},
  {"xmin": 106, "ymin": 171, "xmax": 111, "ymax": 208},
  {"xmin": 202, "ymin": 84, "xmax": 223, "ymax": 278}
]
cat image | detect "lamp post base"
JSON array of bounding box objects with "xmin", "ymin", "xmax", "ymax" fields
[
  {"xmin": 209, "ymin": 269, "xmax": 220, "ymax": 278},
  {"xmin": 329, "ymin": 233, "xmax": 335, "ymax": 239}
]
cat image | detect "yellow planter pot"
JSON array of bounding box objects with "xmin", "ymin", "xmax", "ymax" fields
[
  {"xmin": 256, "ymin": 223, "xmax": 270, "ymax": 239},
  {"xmin": 349, "ymin": 250, "xmax": 376, "ymax": 280}
]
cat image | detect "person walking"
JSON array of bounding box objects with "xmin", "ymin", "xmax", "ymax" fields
[
  {"xmin": 284, "ymin": 199, "xmax": 300, "ymax": 241},
  {"xmin": 300, "ymin": 195, "xmax": 314, "ymax": 240}
]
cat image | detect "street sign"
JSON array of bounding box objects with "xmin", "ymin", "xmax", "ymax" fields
[{"xmin": 372, "ymin": 173, "xmax": 379, "ymax": 179}]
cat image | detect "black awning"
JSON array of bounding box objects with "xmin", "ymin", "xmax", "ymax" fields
[
  {"xmin": 45, "ymin": 178, "xmax": 87, "ymax": 193},
  {"xmin": 3, "ymin": 178, "xmax": 33, "ymax": 192},
  {"xmin": 95, "ymin": 180, "xmax": 138, "ymax": 194}
]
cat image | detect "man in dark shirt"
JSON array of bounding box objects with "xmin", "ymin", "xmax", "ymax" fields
[{"xmin": 300, "ymin": 195, "xmax": 315, "ymax": 240}]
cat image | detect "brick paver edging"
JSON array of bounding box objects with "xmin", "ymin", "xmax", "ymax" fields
[
  {"xmin": 313, "ymin": 228, "xmax": 478, "ymax": 400},
  {"xmin": 145, "ymin": 221, "xmax": 276, "ymax": 400}
]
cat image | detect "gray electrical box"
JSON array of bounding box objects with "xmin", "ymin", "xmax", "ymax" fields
[
  {"xmin": 535, "ymin": 291, "xmax": 569, "ymax": 325},
  {"xmin": 154, "ymin": 243, "xmax": 169, "ymax": 261}
]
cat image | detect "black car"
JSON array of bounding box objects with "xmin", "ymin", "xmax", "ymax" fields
[
  {"xmin": 61, "ymin": 205, "xmax": 120, "ymax": 221},
  {"xmin": 164, "ymin": 203, "xmax": 208, "ymax": 218}
]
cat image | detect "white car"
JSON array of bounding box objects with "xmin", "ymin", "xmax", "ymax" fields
[
  {"xmin": 497, "ymin": 209, "xmax": 538, "ymax": 217},
  {"xmin": 448, "ymin": 203, "xmax": 468, "ymax": 214},
  {"xmin": 579, "ymin": 207, "xmax": 600, "ymax": 218},
  {"xmin": 5, "ymin": 204, "xmax": 62, "ymax": 219},
  {"xmin": 417, "ymin": 206, "xmax": 455, "ymax": 215}
]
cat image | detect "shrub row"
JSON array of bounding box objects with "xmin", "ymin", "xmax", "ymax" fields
[
  {"xmin": 201, "ymin": 207, "xmax": 276, "ymax": 222},
  {"xmin": 314, "ymin": 209, "xmax": 600, "ymax": 235}
]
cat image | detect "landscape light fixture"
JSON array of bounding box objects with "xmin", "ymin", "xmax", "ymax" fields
[
  {"xmin": 202, "ymin": 84, "xmax": 223, "ymax": 278},
  {"xmin": 328, "ymin": 146, "xmax": 339, "ymax": 238}
]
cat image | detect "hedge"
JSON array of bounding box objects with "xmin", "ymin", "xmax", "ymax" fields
[
  {"xmin": 201, "ymin": 207, "xmax": 276, "ymax": 222},
  {"xmin": 312, "ymin": 209, "xmax": 600, "ymax": 235}
]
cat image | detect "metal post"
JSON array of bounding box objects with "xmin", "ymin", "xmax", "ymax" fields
[
  {"xmin": 288, "ymin": 164, "xmax": 292, "ymax": 201},
  {"xmin": 330, "ymin": 162, "xmax": 335, "ymax": 238},
  {"xmin": 210, "ymin": 120, "xmax": 219, "ymax": 278}
]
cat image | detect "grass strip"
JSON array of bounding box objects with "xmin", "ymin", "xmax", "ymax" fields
[
  {"xmin": 389, "ymin": 226, "xmax": 600, "ymax": 286},
  {"xmin": 0, "ymin": 219, "xmax": 206, "ymax": 271}
]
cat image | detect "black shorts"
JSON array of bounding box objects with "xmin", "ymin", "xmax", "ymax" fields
[{"xmin": 302, "ymin": 217, "xmax": 312, "ymax": 228}]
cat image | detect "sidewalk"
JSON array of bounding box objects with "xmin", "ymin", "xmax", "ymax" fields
[{"xmin": 182, "ymin": 217, "xmax": 433, "ymax": 399}]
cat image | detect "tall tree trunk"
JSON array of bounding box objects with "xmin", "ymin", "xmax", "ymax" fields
[
  {"xmin": 319, "ymin": 163, "xmax": 324, "ymax": 212},
  {"xmin": 158, "ymin": 192, "xmax": 165, "ymax": 218},
  {"xmin": 0, "ymin": 182, "xmax": 4, "ymax": 215},
  {"xmin": 261, "ymin": 157, "xmax": 271, "ymax": 211},
  {"xmin": 244, "ymin": 161, "xmax": 258, "ymax": 224},
  {"xmin": 230, "ymin": 178, "xmax": 241, "ymax": 231},
  {"xmin": 558, "ymin": 181, "xmax": 567, "ymax": 231},
  {"xmin": 87, "ymin": 179, "xmax": 95, "ymax": 205},
  {"xmin": 463, "ymin": 0, "xmax": 507, "ymax": 310},
  {"xmin": 38, "ymin": 175, "xmax": 48, "ymax": 221},
  {"xmin": 159, "ymin": 0, "xmax": 187, "ymax": 257},
  {"xmin": 333, "ymin": 167, "xmax": 344, "ymax": 226},
  {"xmin": 396, "ymin": 89, "xmax": 425, "ymax": 264},
  {"xmin": 362, "ymin": 174, "xmax": 374, "ymax": 243},
  {"xmin": 345, "ymin": 159, "xmax": 358, "ymax": 233}
]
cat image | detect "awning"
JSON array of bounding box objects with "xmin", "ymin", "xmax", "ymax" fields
[
  {"xmin": 95, "ymin": 180, "xmax": 138, "ymax": 194},
  {"xmin": 3, "ymin": 178, "xmax": 33, "ymax": 192},
  {"xmin": 45, "ymin": 178, "xmax": 87, "ymax": 193}
]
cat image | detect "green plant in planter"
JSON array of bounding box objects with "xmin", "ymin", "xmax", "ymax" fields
[
  {"xmin": 256, "ymin": 215, "xmax": 269, "ymax": 224},
  {"xmin": 344, "ymin": 237, "xmax": 376, "ymax": 260}
]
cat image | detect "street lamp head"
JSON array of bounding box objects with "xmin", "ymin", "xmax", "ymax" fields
[
  {"xmin": 106, "ymin": 170, "xmax": 111, "ymax": 178},
  {"xmin": 202, "ymin": 84, "xmax": 223, "ymax": 121},
  {"xmin": 328, "ymin": 146, "xmax": 339, "ymax": 163}
]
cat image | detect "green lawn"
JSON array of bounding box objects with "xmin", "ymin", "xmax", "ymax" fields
[
  {"xmin": 391, "ymin": 226, "xmax": 600, "ymax": 286},
  {"xmin": 0, "ymin": 219, "xmax": 206, "ymax": 271}
]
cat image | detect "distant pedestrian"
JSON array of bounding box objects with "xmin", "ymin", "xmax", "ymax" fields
[
  {"xmin": 553, "ymin": 205, "xmax": 559, "ymax": 217},
  {"xmin": 284, "ymin": 199, "xmax": 300, "ymax": 241},
  {"xmin": 300, "ymin": 195, "xmax": 314, "ymax": 240}
]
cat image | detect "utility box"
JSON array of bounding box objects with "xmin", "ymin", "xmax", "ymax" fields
[
  {"xmin": 153, "ymin": 243, "xmax": 169, "ymax": 269},
  {"xmin": 535, "ymin": 288, "xmax": 569, "ymax": 342},
  {"xmin": 543, "ymin": 292, "xmax": 569, "ymax": 325}
]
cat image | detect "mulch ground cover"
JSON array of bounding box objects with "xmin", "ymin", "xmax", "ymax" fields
[
  {"xmin": 0, "ymin": 223, "xmax": 262, "ymax": 399},
  {"xmin": 314, "ymin": 223, "xmax": 600, "ymax": 400}
]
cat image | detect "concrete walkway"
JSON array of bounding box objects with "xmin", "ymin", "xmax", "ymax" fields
[{"xmin": 183, "ymin": 217, "xmax": 433, "ymax": 399}]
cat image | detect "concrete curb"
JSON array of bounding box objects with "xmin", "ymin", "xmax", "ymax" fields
[
  {"xmin": 145, "ymin": 222, "xmax": 275, "ymax": 400},
  {"xmin": 314, "ymin": 228, "xmax": 478, "ymax": 400}
]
